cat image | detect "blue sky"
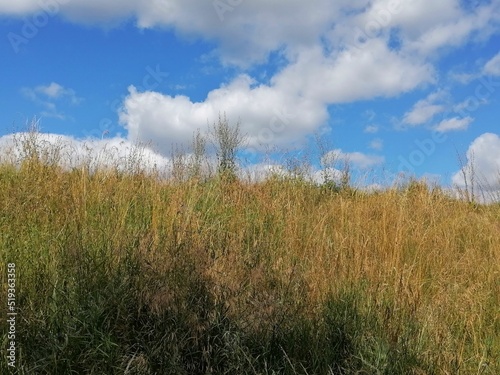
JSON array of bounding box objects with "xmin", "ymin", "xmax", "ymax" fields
[{"xmin": 0, "ymin": 0, "xmax": 499, "ymax": 190}]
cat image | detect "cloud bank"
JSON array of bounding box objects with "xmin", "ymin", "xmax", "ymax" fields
[{"xmin": 452, "ymin": 133, "xmax": 500, "ymax": 200}]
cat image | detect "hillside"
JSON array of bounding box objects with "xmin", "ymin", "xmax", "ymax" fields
[{"xmin": 1, "ymin": 144, "xmax": 499, "ymax": 374}]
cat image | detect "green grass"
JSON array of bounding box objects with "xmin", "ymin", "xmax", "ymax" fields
[{"xmin": 0, "ymin": 140, "xmax": 499, "ymax": 374}]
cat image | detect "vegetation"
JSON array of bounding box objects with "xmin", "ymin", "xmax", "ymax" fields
[{"xmin": 0, "ymin": 128, "xmax": 499, "ymax": 374}]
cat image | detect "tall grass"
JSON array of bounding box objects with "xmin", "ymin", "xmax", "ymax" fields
[{"xmin": 0, "ymin": 133, "xmax": 499, "ymax": 374}]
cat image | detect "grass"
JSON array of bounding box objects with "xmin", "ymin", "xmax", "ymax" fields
[{"xmin": 0, "ymin": 134, "xmax": 499, "ymax": 374}]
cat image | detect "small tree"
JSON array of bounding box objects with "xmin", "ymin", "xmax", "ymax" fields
[
  {"xmin": 209, "ymin": 113, "xmax": 245, "ymax": 179},
  {"xmin": 315, "ymin": 134, "xmax": 350, "ymax": 192},
  {"xmin": 189, "ymin": 129, "xmax": 207, "ymax": 180}
]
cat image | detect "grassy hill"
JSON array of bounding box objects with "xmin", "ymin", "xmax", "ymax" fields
[{"xmin": 0, "ymin": 137, "xmax": 499, "ymax": 374}]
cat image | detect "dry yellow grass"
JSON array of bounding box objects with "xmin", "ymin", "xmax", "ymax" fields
[{"xmin": 0, "ymin": 141, "xmax": 499, "ymax": 373}]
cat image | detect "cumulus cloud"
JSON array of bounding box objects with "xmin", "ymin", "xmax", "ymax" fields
[
  {"xmin": 119, "ymin": 38, "xmax": 435, "ymax": 155},
  {"xmin": 323, "ymin": 0, "xmax": 499, "ymax": 60},
  {"xmin": 452, "ymin": 133, "xmax": 500, "ymax": 199},
  {"xmin": 21, "ymin": 82, "xmax": 82, "ymax": 119},
  {"xmin": 398, "ymin": 2, "xmax": 500, "ymax": 55},
  {"xmin": 434, "ymin": 116, "xmax": 473, "ymax": 132},
  {"xmin": 3, "ymin": 0, "xmax": 497, "ymax": 66},
  {"xmin": 274, "ymin": 41, "xmax": 435, "ymax": 104},
  {"xmin": 0, "ymin": 132, "xmax": 170, "ymax": 173},
  {"xmin": 402, "ymin": 90, "xmax": 447, "ymax": 126},
  {"xmin": 118, "ymin": 76, "xmax": 328, "ymax": 155},
  {"xmin": 1, "ymin": 0, "xmax": 340, "ymax": 66}
]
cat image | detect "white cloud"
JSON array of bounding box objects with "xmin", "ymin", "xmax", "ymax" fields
[
  {"xmin": 118, "ymin": 76, "xmax": 328, "ymax": 155},
  {"xmin": 403, "ymin": 103, "xmax": 444, "ymax": 126},
  {"xmin": 116, "ymin": 1, "xmax": 313, "ymax": 66},
  {"xmin": 400, "ymin": 2, "xmax": 500, "ymax": 56},
  {"xmin": 3, "ymin": 0, "xmax": 497, "ymax": 66},
  {"xmin": 484, "ymin": 52, "xmax": 500, "ymax": 76},
  {"xmin": 21, "ymin": 82, "xmax": 82, "ymax": 119},
  {"xmin": 240, "ymin": 162, "xmax": 346, "ymax": 185},
  {"xmin": 274, "ymin": 41, "xmax": 435, "ymax": 104},
  {"xmin": 435, "ymin": 116, "xmax": 473, "ymax": 132},
  {"xmin": 323, "ymin": 149, "xmax": 385, "ymax": 169},
  {"xmin": 241, "ymin": 163, "xmax": 290, "ymax": 182},
  {"xmin": 34, "ymin": 82, "xmax": 81, "ymax": 103},
  {"xmin": 0, "ymin": 132, "xmax": 170, "ymax": 173},
  {"xmin": 402, "ymin": 90, "xmax": 447, "ymax": 126},
  {"xmin": 448, "ymin": 51, "xmax": 500, "ymax": 84},
  {"xmin": 352, "ymin": 0, "xmax": 461, "ymax": 43},
  {"xmin": 3, "ymin": 0, "xmax": 499, "ymax": 165},
  {"xmin": 37, "ymin": 82, "xmax": 69, "ymax": 99},
  {"xmin": 1, "ymin": 0, "xmax": 340, "ymax": 66},
  {"xmin": 0, "ymin": 1, "xmax": 39, "ymax": 14},
  {"xmin": 452, "ymin": 133, "xmax": 500, "ymax": 199},
  {"xmin": 311, "ymin": 167, "xmax": 345, "ymax": 185},
  {"xmin": 118, "ymin": 38, "xmax": 435, "ymax": 155},
  {"xmin": 325, "ymin": 0, "xmax": 499, "ymax": 60}
]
